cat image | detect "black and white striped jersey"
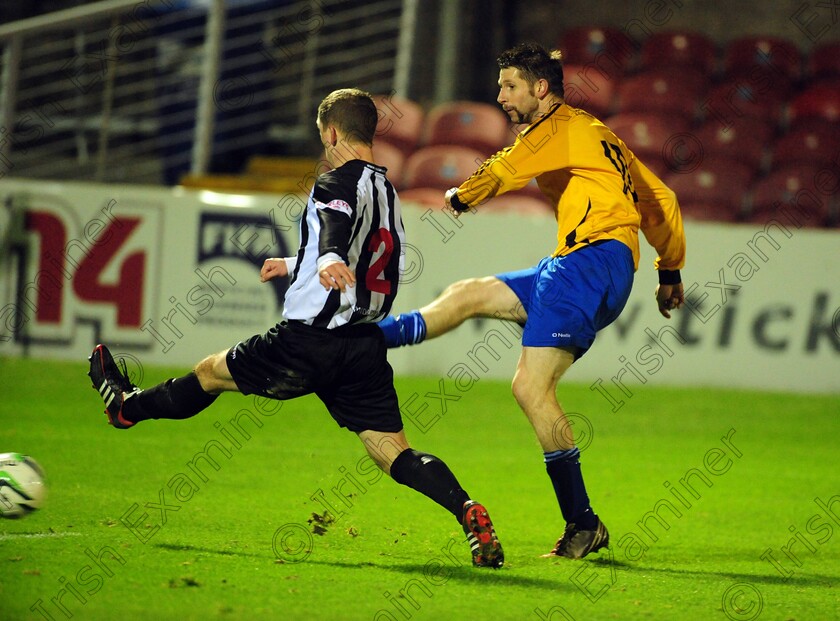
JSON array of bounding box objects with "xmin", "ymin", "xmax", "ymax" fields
[{"xmin": 283, "ymin": 159, "xmax": 405, "ymax": 328}]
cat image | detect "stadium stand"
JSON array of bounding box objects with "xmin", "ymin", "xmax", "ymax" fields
[
  {"xmin": 664, "ymin": 155, "xmax": 756, "ymax": 219},
  {"xmin": 422, "ymin": 100, "xmax": 511, "ymax": 156},
  {"xmin": 373, "ymin": 94, "xmax": 426, "ymax": 158},
  {"xmin": 372, "ymin": 141, "xmax": 407, "ymax": 190},
  {"xmin": 563, "ymin": 63, "xmax": 619, "ymax": 118},
  {"xmin": 616, "ymin": 69, "xmax": 709, "ymax": 124},
  {"xmin": 746, "ymin": 163, "xmax": 833, "ymax": 226},
  {"xmin": 198, "ymin": 31, "xmax": 837, "ymax": 227},
  {"xmin": 692, "ymin": 117, "xmax": 770, "ymax": 174},
  {"xmin": 770, "ymin": 123, "xmax": 840, "ymax": 170},
  {"xmin": 558, "ymin": 25, "xmax": 635, "ymax": 77},
  {"xmin": 723, "ymin": 36, "xmax": 802, "ymax": 97},
  {"xmin": 788, "ymin": 80, "xmax": 840, "ymax": 125},
  {"xmin": 605, "ymin": 112, "xmax": 692, "ymax": 176},
  {"xmin": 639, "ymin": 31, "xmax": 718, "ymax": 75},
  {"xmin": 703, "ymin": 78, "xmax": 788, "ymax": 128},
  {"xmin": 402, "ymin": 145, "xmax": 487, "ymax": 191},
  {"xmin": 806, "ymin": 41, "xmax": 840, "ymax": 80}
]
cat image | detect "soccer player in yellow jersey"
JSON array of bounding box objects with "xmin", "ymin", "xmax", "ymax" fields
[{"xmin": 379, "ymin": 43, "xmax": 686, "ymax": 559}]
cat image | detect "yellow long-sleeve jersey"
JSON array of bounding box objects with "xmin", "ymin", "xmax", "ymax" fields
[{"xmin": 455, "ymin": 103, "xmax": 686, "ymax": 272}]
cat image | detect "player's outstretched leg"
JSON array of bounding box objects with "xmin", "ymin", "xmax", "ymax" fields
[
  {"xmin": 462, "ymin": 500, "xmax": 504, "ymax": 568},
  {"xmin": 88, "ymin": 344, "xmax": 141, "ymax": 429},
  {"xmin": 88, "ymin": 344, "xmax": 218, "ymax": 429},
  {"xmin": 378, "ymin": 311, "xmax": 427, "ymax": 347},
  {"xmin": 364, "ymin": 436, "xmax": 504, "ymax": 568}
]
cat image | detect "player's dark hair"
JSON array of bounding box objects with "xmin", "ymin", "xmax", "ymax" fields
[
  {"xmin": 317, "ymin": 88, "xmax": 378, "ymax": 146},
  {"xmin": 497, "ymin": 43, "xmax": 565, "ymax": 98}
]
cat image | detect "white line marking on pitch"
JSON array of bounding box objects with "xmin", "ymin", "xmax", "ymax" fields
[{"xmin": 0, "ymin": 532, "xmax": 83, "ymax": 541}]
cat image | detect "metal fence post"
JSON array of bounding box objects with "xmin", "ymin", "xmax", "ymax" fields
[
  {"xmin": 394, "ymin": 0, "xmax": 418, "ymax": 98},
  {"xmin": 0, "ymin": 34, "xmax": 23, "ymax": 177},
  {"xmin": 190, "ymin": 0, "xmax": 225, "ymax": 176}
]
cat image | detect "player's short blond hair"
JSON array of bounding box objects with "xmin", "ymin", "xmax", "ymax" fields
[{"xmin": 317, "ymin": 88, "xmax": 378, "ymax": 146}]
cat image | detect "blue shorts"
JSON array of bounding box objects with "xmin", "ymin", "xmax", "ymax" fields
[{"xmin": 497, "ymin": 240, "xmax": 634, "ymax": 357}]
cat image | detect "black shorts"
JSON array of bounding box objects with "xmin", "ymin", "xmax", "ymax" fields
[{"xmin": 226, "ymin": 320, "xmax": 402, "ymax": 433}]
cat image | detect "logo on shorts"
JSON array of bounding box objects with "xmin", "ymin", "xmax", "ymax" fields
[{"xmin": 552, "ymin": 332, "xmax": 571, "ymax": 338}]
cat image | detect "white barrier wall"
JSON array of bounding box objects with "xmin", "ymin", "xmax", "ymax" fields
[{"xmin": 1, "ymin": 179, "xmax": 838, "ymax": 394}]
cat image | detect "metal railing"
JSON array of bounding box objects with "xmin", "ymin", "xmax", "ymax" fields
[{"xmin": 0, "ymin": 0, "xmax": 411, "ymax": 185}]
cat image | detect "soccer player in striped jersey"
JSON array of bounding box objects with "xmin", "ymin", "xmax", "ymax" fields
[
  {"xmin": 379, "ymin": 44, "xmax": 687, "ymax": 559},
  {"xmin": 88, "ymin": 88, "xmax": 503, "ymax": 568}
]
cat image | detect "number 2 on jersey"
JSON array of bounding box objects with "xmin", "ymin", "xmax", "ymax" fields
[{"xmin": 366, "ymin": 228, "xmax": 394, "ymax": 295}]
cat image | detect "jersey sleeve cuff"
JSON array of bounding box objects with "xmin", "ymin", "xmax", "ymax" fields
[
  {"xmin": 658, "ymin": 269, "xmax": 681, "ymax": 285},
  {"xmin": 449, "ymin": 191, "xmax": 470, "ymax": 213},
  {"xmin": 317, "ymin": 252, "xmax": 345, "ymax": 272}
]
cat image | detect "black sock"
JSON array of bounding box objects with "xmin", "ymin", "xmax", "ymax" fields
[
  {"xmin": 124, "ymin": 372, "xmax": 218, "ymax": 423},
  {"xmin": 544, "ymin": 447, "xmax": 598, "ymax": 529},
  {"xmin": 389, "ymin": 449, "xmax": 471, "ymax": 522}
]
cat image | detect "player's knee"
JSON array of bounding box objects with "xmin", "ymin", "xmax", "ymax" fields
[
  {"xmin": 511, "ymin": 370, "xmax": 534, "ymax": 411},
  {"xmin": 194, "ymin": 353, "xmax": 225, "ymax": 393},
  {"xmin": 444, "ymin": 277, "xmax": 495, "ymax": 315},
  {"xmin": 511, "ymin": 368, "xmax": 554, "ymax": 412}
]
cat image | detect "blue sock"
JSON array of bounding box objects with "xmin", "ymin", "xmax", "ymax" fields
[
  {"xmin": 544, "ymin": 447, "xmax": 598, "ymax": 529},
  {"xmin": 378, "ymin": 311, "xmax": 427, "ymax": 348}
]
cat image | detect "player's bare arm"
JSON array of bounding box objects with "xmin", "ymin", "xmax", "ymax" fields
[{"xmin": 260, "ymin": 257, "xmax": 289, "ymax": 281}]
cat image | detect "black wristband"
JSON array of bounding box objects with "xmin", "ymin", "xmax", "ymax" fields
[
  {"xmin": 658, "ymin": 269, "xmax": 681, "ymax": 285},
  {"xmin": 449, "ymin": 192, "xmax": 470, "ymax": 213}
]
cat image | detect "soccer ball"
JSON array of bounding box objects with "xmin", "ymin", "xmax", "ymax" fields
[{"xmin": 0, "ymin": 453, "xmax": 46, "ymax": 518}]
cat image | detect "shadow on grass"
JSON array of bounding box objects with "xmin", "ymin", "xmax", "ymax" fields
[
  {"xmin": 304, "ymin": 558, "xmax": 581, "ymax": 590},
  {"xmin": 153, "ymin": 542, "xmax": 273, "ymax": 560},
  {"xmin": 153, "ymin": 541, "xmax": 828, "ymax": 592},
  {"xmin": 634, "ymin": 563, "xmax": 837, "ymax": 587}
]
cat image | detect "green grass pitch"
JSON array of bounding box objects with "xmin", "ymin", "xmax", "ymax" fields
[{"xmin": 1, "ymin": 356, "xmax": 838, "ymax": 620}]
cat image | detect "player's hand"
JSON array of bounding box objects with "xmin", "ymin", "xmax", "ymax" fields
[
  {"xmin": 319, "ymin": 260, "xmax": 356, "ymax": 292},
  {"xmin": 444, "ymin": 187, "xmax": 461, "ymax": 219},
  {"xmin": 656, "ymin": 282, "xmax": 684, "ymax": 319},
  {"xmin": 260, "ymin": 258, "xmax": 288, "ymax": 282}
]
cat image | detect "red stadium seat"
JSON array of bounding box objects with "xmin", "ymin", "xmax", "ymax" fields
[
  {"xmin": 747, "ymin": 163, "xmax": 830, "ymax": 226},
  {"xmin": 397, "ymin": 187, "xmax": 550, "ymax": 215},
  {"xmin": 563, "ymin": 63, "xmax": 619, "ymax": 118},
  {"xmin": 788, "ymin": 80, "xmax": 840, "ymax": 124},
  {"xmin": 605, "ymin": 112, "xmax": 692, "ymax": 172},
  {"xmin": 616, "ymin": 69, "xmax": 708, "ymax": 123},
  {"xmin": 373, "ymin": 94, "xmax": 425, "ymax": 157},
  {"xmin": 640, "ymin": 31, "xmax": 718, "ymax": 76},
  {"xmin": 422, "ymin": 101, "xmax": 511, "ymax": 156},
  {"xmin": 665, "ymin": 155, "xmax": 754, "ymax": 215},
  {"xmin": 679, "ymin": 202, "xmax": 740, "ymax": 223},
  {"xmin": 558, "ymin": 26, "xmax": 635, "ymax": 78},
  {"xmin": 480, "ymin": 193, "xmax": 554, "ymax": 216},
  {"xmin": 746, "ymin": 202, "xmax": 830, "ymax": 227},
  {"xmin": 692, "ymin": 118, "xmax": 770, "ymax": 173},
  {"xmin": 372, "ymin": 141, "xmax": 406, "ymax": 189},
  {"xmin": 398, "ymin": 187, "xmax": 445, "ymax": 208},
  {"xmin": 723, "ymin": 36, "xmax": 802, "ymax": 98},
  {"xmin": 402, "ymin": 145, "xmax": 485, "ymax": 191},
  {"xmin": 770, "ymin": 123, "xmax": 840, "ymax": 169},
  {"xmin": 724, "ymin": 36, "xmax": 802, "ymax": 79},
  {"xmin": 806, "ymin": 41, "xmax": 840, "ymax": 80},
  {"xmin": 702, "ymin": 78, "xmax": 787, "ymax": 127}
]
